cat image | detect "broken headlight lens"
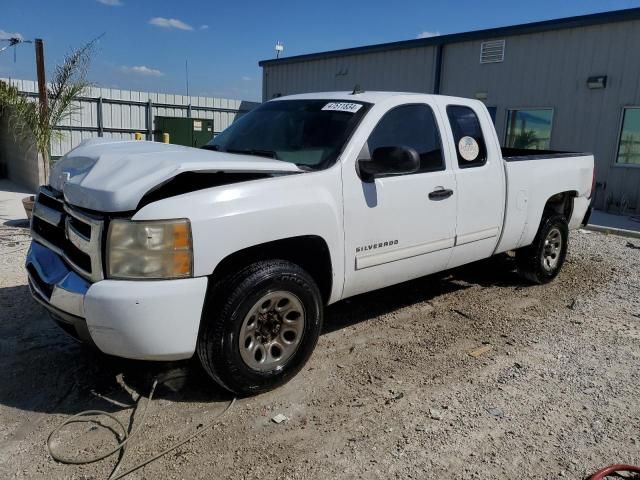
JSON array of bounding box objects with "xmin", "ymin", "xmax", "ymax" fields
[{"xmin": 106, "ymin": 219, "xmax": 193, "ymax": 279}]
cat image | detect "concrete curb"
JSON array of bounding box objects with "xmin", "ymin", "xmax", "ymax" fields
[{"xmin": 584, "ymin": 224, "xmax": 640, "ymax": 240}]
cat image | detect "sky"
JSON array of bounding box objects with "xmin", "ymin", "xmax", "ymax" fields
[{"xmin": 1, "ymin": 0, "xmax": 640, "ymax": 102}]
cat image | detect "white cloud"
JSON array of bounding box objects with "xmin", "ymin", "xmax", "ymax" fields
[
  {"xmin": 149, "ymin": 17, "xmax": 193, "ymax": 31},
  {"xmin": 120, "ymin": 65, "xmax": 164, "ymax": 77},
  {"xmin": 241, "ymin": 76, "xmax": 251, "ymax": 81},
  {"xmin": 416, "ymin": 31, "xmax": 440, "ymax": 39},
  {"xmin": 0, "ymin": 30, "xmax": 23, "ymax": 41},
  {"xmin": 200, "ymin": 25, "xmax": 209, "ymax": 30},
  {"xmin": 97, "ymin": 0, "xmax": 123, "ymax": 6}
]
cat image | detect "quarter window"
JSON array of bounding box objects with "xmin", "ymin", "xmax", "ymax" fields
[
  {"xmin": 446, "ymin": 105, "xmax": 487, "ymax": 168},
  {"xmin": 367, "ymin": 104, "xmax": 444, "ymax": 173},
  {"xmin": 505, "ymin": 109, "xmax": 554, "ymax": 150},
  {"xmin": 616, "ymin": 108, "xmax": 640, "ymax": 165}
]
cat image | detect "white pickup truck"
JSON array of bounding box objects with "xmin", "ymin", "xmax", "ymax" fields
[{"xmin": 26, "ymin": 91, "xmax": 594, "ymax": 394}]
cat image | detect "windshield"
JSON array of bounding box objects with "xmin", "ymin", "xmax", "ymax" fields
[{"xmin": 205, "ymin": 99, "xmax": 370, "ymax": 169}]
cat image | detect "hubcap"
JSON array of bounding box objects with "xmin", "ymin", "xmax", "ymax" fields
[
  {"xmin": 542, "ymin": 227, "xmax": 563, "ymax": 271},
  {"xmin": 239, "ymin": 291, "xmax": 305, "ymax": 371}
]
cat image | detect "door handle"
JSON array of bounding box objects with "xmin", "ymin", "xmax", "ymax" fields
[{"xmin": 428, "ymin": 188, "xmax": 454, "ymax": 200}]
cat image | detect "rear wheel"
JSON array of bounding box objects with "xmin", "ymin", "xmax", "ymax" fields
[
  {"xmin": 516, "ymin": 213, "xmax": 569, "ymax": 284},
  {"xmin": 197, "ymin": 260, "xmax": 323, "ymax": 395}
]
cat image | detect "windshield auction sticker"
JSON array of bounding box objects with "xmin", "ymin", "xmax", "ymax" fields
[
  {"xmin": 458, "ymin": 136, "xmax": 480, "ymax": 161},
  {"xmin": 322, "ymin": 102, "xmax": 363, "ymax": 113}
]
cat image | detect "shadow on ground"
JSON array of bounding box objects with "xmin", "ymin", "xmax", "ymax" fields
[
  {"xmin": 2, "ymin": 219, "xmax": 30, "ymax": 228},
  {"xmin": 0, "ymin": 283, "xmax": 229, "ymax": 418},
  {"xmin": 0, "ymin": 254, "xmax": 525, "ymax": 418},
  {"xmin": 324, "ymin": 253, "xmax": 525, "ymax": 333}
]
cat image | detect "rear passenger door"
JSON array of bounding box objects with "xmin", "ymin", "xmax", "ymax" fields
[
  {"xmin": 342, "ymin": 102, "xmax": 457, "ymax": 298},
  {"xmin": 444, "ymin": 104, "xmax": 505, "ymax": 268}
]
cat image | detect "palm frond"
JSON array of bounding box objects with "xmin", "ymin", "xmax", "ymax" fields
[{"xmin": 0, "ymin": 37, "xmax": 97, "ymax": 183}]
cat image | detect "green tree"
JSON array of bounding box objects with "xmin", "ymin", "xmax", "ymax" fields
[
  {"xmin": 513, "ymin": 130, "xmax": 539, "ymax": 149},
  {"xmin": 0, "ymin": 40, "xmax": 95, "ymax": 184}
]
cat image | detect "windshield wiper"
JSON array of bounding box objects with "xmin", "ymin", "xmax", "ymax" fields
[
  {"xmin": 201, "ymin": 144, "xmax": 222, "ymax": 151},
  {"xmin": 294, "ymin": 164, "xmax": 314, "ymax": 171},
  {"xmin": 225, "ymin": 148, "xmax": 279, "ymax": 160}
]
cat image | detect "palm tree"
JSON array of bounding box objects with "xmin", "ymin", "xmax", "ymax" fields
[
  {"xmin": 512, "ymin": 130, "xmax": 539, "ymax": 149},
  {"xmin": 0, "ymin": 39, "xmax": 96, "ymax": 184}
]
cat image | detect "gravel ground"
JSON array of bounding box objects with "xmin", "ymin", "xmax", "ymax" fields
[{"xmin": 0, "ymin": 223, "xmax": 638, "ymax": 479}]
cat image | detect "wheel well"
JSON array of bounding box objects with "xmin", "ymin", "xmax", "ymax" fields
[
  {"xmin": 543, "ymin": 191, "xmax": 577, "ymax": 220},
  {"xmin": 211, "ymin": 236, "xmax": 333, "ymax": 303}
]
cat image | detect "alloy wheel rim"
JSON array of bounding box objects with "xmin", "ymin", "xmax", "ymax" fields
[
  {"xmin": 239, "ymin": 291, "xmax": 306, "ymax": 371},
  {"xmin": 542, "ymin": 227, "xmax": 563, "ymax": 271}
]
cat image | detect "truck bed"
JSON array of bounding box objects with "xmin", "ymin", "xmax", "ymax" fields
[{"xmin": 496, "ymin": 149, "xmax": 594, "ymax": 255}]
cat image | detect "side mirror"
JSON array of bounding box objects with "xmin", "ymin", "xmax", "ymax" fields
[{"xmin": 358, "ymin": 146, "xmax": 420, "ymax": 182}]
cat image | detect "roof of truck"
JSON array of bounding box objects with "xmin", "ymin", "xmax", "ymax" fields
[{"xmin": 270, "ymin": 91, "xmax": 469, "ymax": 104}]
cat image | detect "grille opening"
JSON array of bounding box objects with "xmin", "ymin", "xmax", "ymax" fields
[
  {"xmin": 69, "ymin": 216, "xmax": 92, "ymax": 239},
  {"xmin": 32, "ymin": 218, "xmax": 93, "ymax": 274},
  {"xmin": 480, "ymin": 39, "xmax": 505, "ymax": 64},
  {"xmin": 37, "ymin": 192, "xmax": 64, "ymax": 212},
  {"xmin": 33, "ymin": 217, "xmax": 65, "ymax": 250},
  {"xmin": 27, "ymin": 264, "xmax": 54, "ymax": 299},
  {"xmin": 66, "ymin": 244, "xmax": 92, "ymax": 273}
]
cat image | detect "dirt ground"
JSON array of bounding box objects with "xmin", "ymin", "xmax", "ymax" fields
[{"xmin": 1, "ymin": 222, "xmax": 639, "ymax": 480}]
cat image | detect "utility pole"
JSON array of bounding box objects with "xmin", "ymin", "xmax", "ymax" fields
[
  {"xmin": 185, "ymin": 59, "xmax": 189, "ymax": 97},
  {"xmin": 34, "ymin": 39, "xmax": 48, "ymax": 117}
]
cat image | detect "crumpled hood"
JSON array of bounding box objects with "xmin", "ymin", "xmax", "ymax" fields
[{"xmin": 50, "ymin": 138, "xmax": 302, "ymax": 212}]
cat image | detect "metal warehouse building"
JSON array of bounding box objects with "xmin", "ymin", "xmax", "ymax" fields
[{"xmin": 260, "ymin": 8, "xmax": 640, "ymax": 213}]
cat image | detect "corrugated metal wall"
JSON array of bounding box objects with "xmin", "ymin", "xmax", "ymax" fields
[
  {"xmin": 1, "ymin": 78, "xmax": 260, "ymax": 157},
  {"xmin": 439, "ymin": 20, "xmax": 640, "ymax": 212},
  {"xmin": 261, "ymin": 20, "xmax": 640, "ymax": 212},
  {"xmin": 263, "ymin": 47, "xmax": 438, "ymax": 100}
]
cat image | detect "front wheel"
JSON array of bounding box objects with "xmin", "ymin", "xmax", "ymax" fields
[
  {"xmin": 197, "ymin": 260, "xmax": 323, "ymax": 395},
  {"xmin": 516, "ymin": 213, "xmax": 569, "ymax": 284}
]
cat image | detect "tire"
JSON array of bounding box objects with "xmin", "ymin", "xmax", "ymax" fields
[
  {"xmin": 516, "ymin": 213, "xmax": 569, "ymax": 284},
  {"xmin": 197, "ymin": 260, "xmax": 323, "ymax": 395}
]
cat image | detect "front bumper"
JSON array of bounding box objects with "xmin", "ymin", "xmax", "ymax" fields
[{"xmin": 26, "ymin": 241, "xmax": 208, "ymax": 361}]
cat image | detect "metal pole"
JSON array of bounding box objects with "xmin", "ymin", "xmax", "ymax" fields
[
  {"xmin": 35, "ymin": 39, "xmax": 48, "ymax": 117},
  {"xmin": 185, "ymin": 60, "xmax": 189, "ymax": 97},
  {"xmin": 97, "ymin": 97, "xmax": 104, "ymax": 137},
  {"xmin": 147, "ymin": 99, "xmax": 153, "ymax": 140}
]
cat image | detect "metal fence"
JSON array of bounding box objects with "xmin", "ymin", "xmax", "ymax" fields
[{"xmin": 1, "ymin": 78, "xmax": 260, "ymax": 157}]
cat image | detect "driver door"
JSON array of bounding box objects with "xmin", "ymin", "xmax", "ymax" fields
[{"xmin": 342, "ymin": 102, "xmax": 458, "ymax": 298}]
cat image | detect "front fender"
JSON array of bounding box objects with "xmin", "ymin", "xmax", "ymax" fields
[{"xmin": 134, "ymin": 169, "xmax": 344, "ymax": 302}]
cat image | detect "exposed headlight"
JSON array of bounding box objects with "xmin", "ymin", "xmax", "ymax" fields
[{"xmin": 107, "ymin": 219, "xmax": 193, "ymax": 279}]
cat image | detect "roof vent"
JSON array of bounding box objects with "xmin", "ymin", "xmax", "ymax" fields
[{"xmin": 480, "ymin": 40, "xmax": 505, "ymax": 64}]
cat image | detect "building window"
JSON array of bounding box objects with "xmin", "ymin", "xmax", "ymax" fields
[
  {"xmin": 505, "ymin": 109, "xmax": 554, "ymax": 150},
  {"xmin": 617, "ymin": 108, "xmax": 640, "ymax": 165}
]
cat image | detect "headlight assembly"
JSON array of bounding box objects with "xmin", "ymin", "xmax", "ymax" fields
[{"xmin": 106, "ymin": 219, "xmax": 193, "ymax": 279}]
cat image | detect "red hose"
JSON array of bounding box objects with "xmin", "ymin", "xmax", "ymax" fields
[{"xmin": 589, "ymin": 464, "xmax": 640, "ymax": 480}]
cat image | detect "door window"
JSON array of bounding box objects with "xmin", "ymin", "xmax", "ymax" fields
[
  {"xmin": 367, "ymin": 104, "xmax": 444, "ymax": 173},
  {"xmin": 446, "ymin": 105, "xmax": 488, "ymax": 168}
]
